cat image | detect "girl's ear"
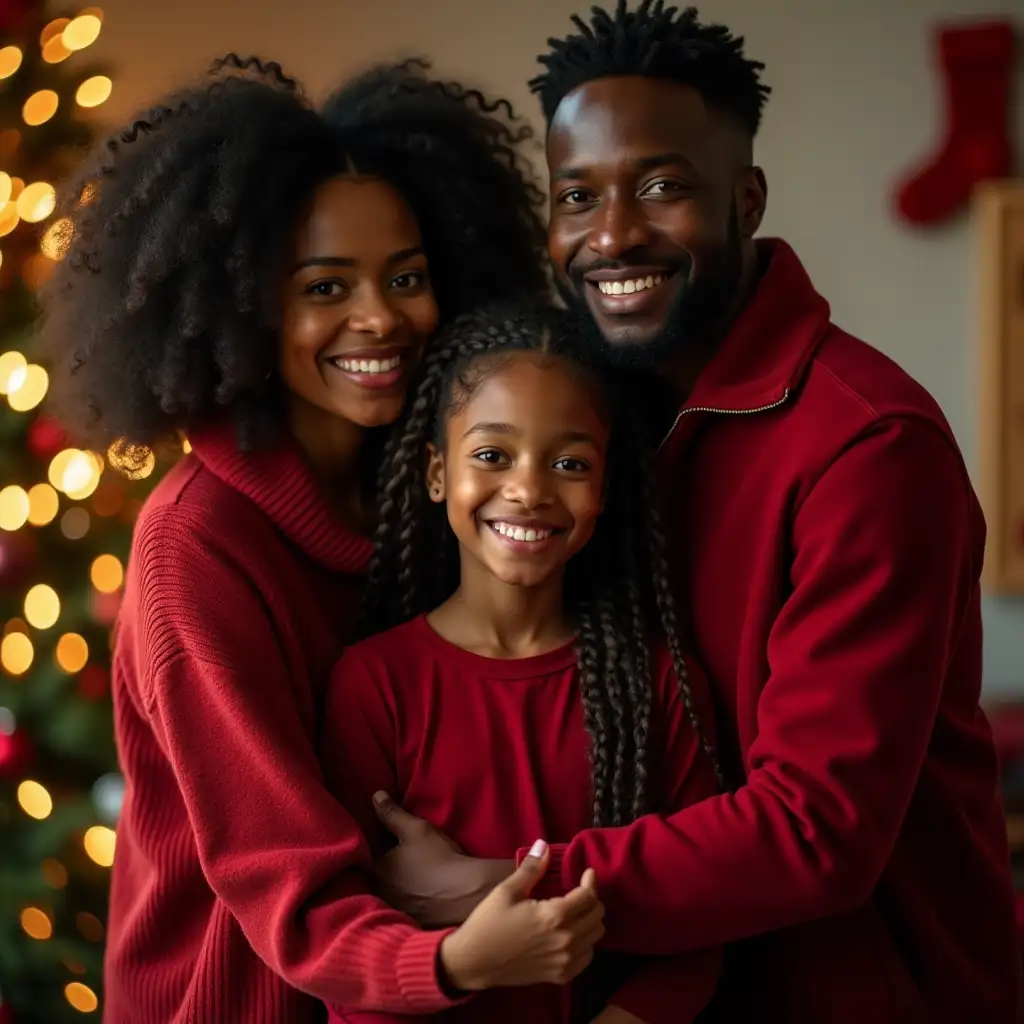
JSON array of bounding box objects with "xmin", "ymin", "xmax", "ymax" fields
[{"xmin": 425, "ymin": 443, "xmax": 446, "ymax": 503}]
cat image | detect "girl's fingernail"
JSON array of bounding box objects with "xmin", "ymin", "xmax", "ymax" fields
[{"xmin": 528, "ymin": 839, "xmax": 548, "ymax": 859}]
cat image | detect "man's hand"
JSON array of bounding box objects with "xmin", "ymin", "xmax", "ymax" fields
[
  {"xmin": 371, "ymin": 792, "xmax": 512, "ymax": 927},
  {"xmin": 592, "ymin": 1008, "xmax": 650, "ymax": 1024}
]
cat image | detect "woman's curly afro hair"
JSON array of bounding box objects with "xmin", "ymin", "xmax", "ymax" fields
[{"xmin": 37, "ymin": 55, "xmax": 549, "ymax": 454}]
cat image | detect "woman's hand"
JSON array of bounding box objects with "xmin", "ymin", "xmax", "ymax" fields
[{"xmin": 438, "ymin": 841, "xmax": 605, "ymax": 991}]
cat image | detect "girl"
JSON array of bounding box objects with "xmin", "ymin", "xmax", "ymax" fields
[
  {"xmin": 38, "ymin": 56, "xmax": 560, "ymax": 1024},
  {"xmin": 319, "ymin": 302, "xmax": 724, "ymax": 1023}
]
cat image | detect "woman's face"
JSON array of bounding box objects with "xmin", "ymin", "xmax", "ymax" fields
[{"xmin": 279, "ymin": 175, "xmax": 439, "ymax": 428}]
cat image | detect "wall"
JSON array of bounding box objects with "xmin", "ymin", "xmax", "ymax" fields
[{"xmin": 75, "ymin": 0, "xmax": 1024, "ymax": 693}]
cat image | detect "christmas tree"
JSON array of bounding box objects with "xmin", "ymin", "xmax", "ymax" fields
[{"xmin": 0, "ymin": 4, "xmax": 173, "ymax": 1021}]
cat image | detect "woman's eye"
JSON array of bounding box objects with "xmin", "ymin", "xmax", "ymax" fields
[
  {"xmin": 307, "ymin": 280, "xmax": 345, "ymax": 298},
  {"xmin": 392, "ymin": 270, "xmax": 429, "ymax": 291}
]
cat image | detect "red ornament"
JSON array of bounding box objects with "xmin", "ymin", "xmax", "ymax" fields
[
  {"xmin": 0, "ymin": 0, "xmax": 35, "ymax": 36},
  {"xmin": 89, "ymin": 588, "xmax": 122, "ymax": 626},
  {"xmin": 894, "ymin": 21, "xmax": 1016, "ymax": 225},
  {"xmin": 27, "ymin": 416, "xmax": 69, "ymax": 462},
  {"xmin": 0, "ymin": 728, "xmax": 34, "ymax": 779},
  {"xmin": 78, "ymin": 665, "xmax": 109, "ymax": 700},
  {"xmin": 0, "ymin": 528, "xmax": 37, "ymax": 589}
]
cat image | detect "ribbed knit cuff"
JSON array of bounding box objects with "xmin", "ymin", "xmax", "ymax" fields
[
  {"xmin": 515, "ymin": 843, "xmax": 570, "ymax": 899},
  {"xmin": 395, "ymin": 927, "xmax": 468, "ymax": 1012}
]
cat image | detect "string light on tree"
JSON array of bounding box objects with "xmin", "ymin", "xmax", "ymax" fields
[
  {"xmin": 16, "ymin": 780, "xmax": 52, "ymax": 821},
  {"xmin": 64, "ymin": 983, "xmax": 98, "ymax": 1014},
  {"xmin": 16, "ymin": 181, "xmax": 55, "ymax": 223},
  {"xmin": 0, "ymin": 631, "xmax": 33, "ymax": 675},
  {"xmin": 22, "ymin": 88, "xmax": 58, "ymax": 126},
  {"xmin": 0, "ymin": 46, "xmax": 23, "ymax": 79},
  {"xmin": 83, "ymin": 825, "xmax": 115, "ymax": 867}
]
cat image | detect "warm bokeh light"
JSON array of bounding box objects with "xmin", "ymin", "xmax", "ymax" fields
[
  {"xmin": 7, "ymin": 363, "xmax": 49, "ymax": 412},
  {"xmin": 41, "ymin": 217, "xmax": 74, "ymax": 260},
  {"xmin": 80, "ymin": 6, "xmax": 105, "ymax": 21},
  {"xmin": 0, "ymin": 350, "xmax": 26, "ymax": 393},
  {"xmin": 40, "ymin": 18, "xmax": 70, "ymax": 46},
  {"xmin": 17, "ymin": 780, "xmax": 52, "ymax": 820},
  {"xmin": 0, "ymin": 632, "xmax": 34, "ymax": 675},
  {"xmin": 75, "ymin": 911, "xmax": 104, "ymax": 942},
  {"xmin": 56, "ymin": 633, "xmax": 89, "ymax": 673},
  {"xmin": 22, "ymin": 252, "xmax": 55, "ymax": 289},
  {"xmin": 41, "ymin": 859, "xmax": 69, "ymax": 888},
  {"xmin": 90, "ymin": 554, "xmax": 124, "ymax": 593},
  {"xmin": 91, "ymin": 480, "xmax": 123, "ymax": 517},
  {"xmin": 83, "ymin": 825, "xmax": 116, "ymax": 867},
  {"xmin": 3, "ymin": 618, "xmax": 28, "ymax": 636},
  {"xmin": 0, "ymin": 170, "xmax": 10, "ymax": 205},
  {"xmin": 27, "ymin": 483, "xmax": 60, "ymax": 526},
  {"xmin": 0, "ymin": 46, "xmax": 22, "ymax": 80},
  {"xmin": 24, "ymin": 584, "xmax": 60, "ymax": 630},
  {"xmin": 0, "ymin": 202, "xmax": 19, "ymax": 237},
  {"xmin": 23, "ymin": 89, "xmax": 59, "ymax": 127},
  {"xmin": 62, "ymin": 15, "xmax": 102, "ymax": 51},
  {"xmin": 0, "ymin": 486, "xmax": 30, "ymax": 531},
  {"xmin": 63, "ymin": 450, "xmax": 102, "ymax": 499},
  {"xmin": 64, "ymin": 982, "xmax": 99, "ymax": 1014},
  {"xmin": 182, "ymin": 438, "xmax": 192, "ymax": 454},
  {"xmin": 108, "ymin": 442, "xmax": 156, "ymax": 480},
  {"xmin": 60, "ymin": 506, "xmax": 90, "ymax": 540},
  {"xmin": 20, "ymin": 906, "xmax": 53, "ymax": 940},
  {"xmin": 42, "ymin": 36, "xmax": 71, "ymax": 64},
  {"xmin": 48, "ymin": 448, "xmax": 78, "ymax": 489},
  {"xmin": 17, "ymin": 181, "xmax": 56, "ymax": 223},
  {"xmin": 76, "ymin": 75, "xmax": 112, "ymax": 109}
]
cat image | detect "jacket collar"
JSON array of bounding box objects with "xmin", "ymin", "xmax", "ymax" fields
[{"xmin": 684, "ymin": 238, "xmax": 831, "ymax": 413}]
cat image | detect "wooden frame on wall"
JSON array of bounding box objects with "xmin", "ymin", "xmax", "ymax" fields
[{"xmin": 976, "ymin": 180, "xmax": 1024, "ymax": 595}]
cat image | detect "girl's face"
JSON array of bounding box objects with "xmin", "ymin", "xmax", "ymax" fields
[
  {"xmin": 279, "ymin": 175, "xmax": 439, "ymax": 429},
  {"xmin": 426, "ymin": 351, "xmax": 609, "ymax": 589}
]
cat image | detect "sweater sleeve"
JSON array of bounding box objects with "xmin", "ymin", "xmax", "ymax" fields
[
  {"xmin": 605, "ymin": 649, "xmax": 722, "ymax": 1021},
  {"xmin": 137, "ymin": 509, "xmax": 459, "ymax": 1013},
  {"xmin": 516, "ymin": 418, "xmax": 977, "ymax": 952}
]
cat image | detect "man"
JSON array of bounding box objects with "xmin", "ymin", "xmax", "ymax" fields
[{"xmin": 370, "ymin": 3, "xmax": 1022, "ymax": 1021}]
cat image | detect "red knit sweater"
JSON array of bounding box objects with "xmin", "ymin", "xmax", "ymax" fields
[
  {"xmin": 105, "ymin": 423, "xmax": 447, "ymax": 1023},
  {"xmin": 320, "ymin": 616, "xmax": 721, "ymax": 1024},
  {"xmin": 517, "ymin": 241, "xmax": 1022, "ymax": 1022}
]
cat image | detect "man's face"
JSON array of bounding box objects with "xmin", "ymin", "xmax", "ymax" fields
[{"xmin": 547, "ymin": 76, "xmax": 766, "ymax": 369}]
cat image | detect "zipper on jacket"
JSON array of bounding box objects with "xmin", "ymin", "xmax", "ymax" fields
[{"xmin": 658, "ymin": 388, "xmax": 792, "ymax": 452}]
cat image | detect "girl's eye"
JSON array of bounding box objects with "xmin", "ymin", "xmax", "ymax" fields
[
  {"xmin": 472, "ymin": 449, "xmax": 508, "ymax": 466},
  {"xmin": 307, "ymin": 280, "xmax": 346, "ymax": 298},
  {"xmin": 392, "ymin": 270, "xmax": 429, "ymax": 291},
  {"xmin": 554, "ymin": 457, "xmax": 590, "ymax": 473}
]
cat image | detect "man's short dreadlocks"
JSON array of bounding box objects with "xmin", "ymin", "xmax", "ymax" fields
[{"xmin": 530, "ymin": 1, "xmax": 771, "ymax": 135}]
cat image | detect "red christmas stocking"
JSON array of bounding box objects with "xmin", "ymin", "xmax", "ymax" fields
[{"xmin": 895, "ymin": 21, "xmax": 1016, "ymax": 225}]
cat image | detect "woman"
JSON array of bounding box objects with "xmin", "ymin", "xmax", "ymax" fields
[{"xmin": 39, "ymin": 55, "xmax": 551, "ymax": 1024}]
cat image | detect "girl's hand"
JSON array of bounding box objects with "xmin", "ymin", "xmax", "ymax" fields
[{"xmin": 438, "ymin": 841, "xmax": 605, "ymax": 991}]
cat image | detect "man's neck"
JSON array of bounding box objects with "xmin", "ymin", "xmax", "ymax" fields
[{"xmin": 656, "ymin": 241, "xmax": 765, "ymax": 407}]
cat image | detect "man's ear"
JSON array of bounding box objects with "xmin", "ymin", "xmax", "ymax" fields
[{"xmin": 425, "ymin": 443, "xmax": 446, "ymax": 503}]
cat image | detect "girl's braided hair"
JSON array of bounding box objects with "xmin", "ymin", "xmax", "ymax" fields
[{"xmin": 362, "ymin": 301, "xmax": 722, "ymax": 826}]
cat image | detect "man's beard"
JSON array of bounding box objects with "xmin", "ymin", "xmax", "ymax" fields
[{"xmin": 555, "ymin": 203, "xmax": 745, "ymax": 371}]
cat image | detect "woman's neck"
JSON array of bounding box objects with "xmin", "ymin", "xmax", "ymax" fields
[
  {"xmin": 285, "ymin": 393, "xmax": 368, "ymax": 532},
  {"xmin": 428, "ymin": 554, "xmax": 575, "ymax": 660}
]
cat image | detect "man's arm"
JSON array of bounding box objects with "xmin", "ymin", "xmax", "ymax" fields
[
  {"xmin": 377, "ymin": 418, "xmax": 979, "ymax": 954},
  {"xmin": 517, "ymin": 417, "xmax": 978, "ymax": 951}
]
